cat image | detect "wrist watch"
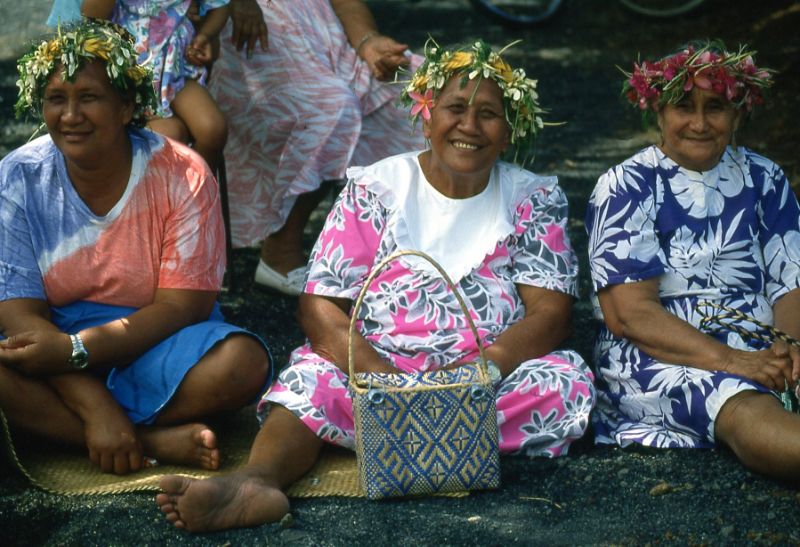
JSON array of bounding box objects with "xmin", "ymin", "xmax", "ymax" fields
[
  {"xmin": 486, "ymin": 360, "xmax": 502, "ymax": 385},
  {"xmin": 68, "ymin": 334, "xmax": 89, "ymax": 370}
]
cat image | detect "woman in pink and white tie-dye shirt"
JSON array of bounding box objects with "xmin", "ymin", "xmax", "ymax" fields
[{"xmin": 157, "ymin": 39, "xmax": 594, "ymax": 533}]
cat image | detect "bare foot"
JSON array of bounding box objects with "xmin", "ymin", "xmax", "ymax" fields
[
  {"xmin": 156, "ymin": 471, "xmax": 290, "ymax": 532},
  {"xmin": 139, "ymin": 424, "xmax": 220, "ymax": 470}
]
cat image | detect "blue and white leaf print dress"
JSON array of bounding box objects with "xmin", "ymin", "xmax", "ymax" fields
[{"xmin": 586, "ymin": 145, "xmax": 800, "ymax": 448}]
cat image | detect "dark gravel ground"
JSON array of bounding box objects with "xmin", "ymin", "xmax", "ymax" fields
[{"xmin": 2, "ymin": 0, "xmax": 800, "ymax": 544}]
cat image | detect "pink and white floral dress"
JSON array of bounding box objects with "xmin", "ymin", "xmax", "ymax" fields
[{"xmin": 259, "ymin": 152, "xmax": 595, "ymax": 457}]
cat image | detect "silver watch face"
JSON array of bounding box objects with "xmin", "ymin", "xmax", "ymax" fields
[{"xmin": 69, "ymin": 335, "xmax": 89, "ymax": 370}]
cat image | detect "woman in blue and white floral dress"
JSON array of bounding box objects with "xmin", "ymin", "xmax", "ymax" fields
[{"xmin": 586, "ymin": 41, "xmax": 800, "ymax": 481}]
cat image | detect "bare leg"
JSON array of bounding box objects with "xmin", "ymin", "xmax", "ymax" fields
[
  {"xmin": 147, "ymin": 116, "xmax": 191, "ymax": 144},
  {"xmin": 156, "ymin": 405, "xmax": 322, "ymax": 532},
  {"xmin": 715, "ymin": 390, "xmax": 800, "ymax": 483},
  {"xmin": 141, "ymin": 335, "xmax": 270, "ymax": 469},
  {"xmin": 170, "ymin": 80, "xmax": 228, "ymax": 172},
  {"xmin": 260, "ymin": 182, "xmax": 334, "ymax": 275},
  {"xmin": 0, "ymin": 365, "xmax": 85, "ymax": 444}
]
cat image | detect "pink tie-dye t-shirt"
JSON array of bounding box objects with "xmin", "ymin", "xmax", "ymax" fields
[{"xmin": 0, "ymin": 129, "xmax": 224, "ymax": 308}]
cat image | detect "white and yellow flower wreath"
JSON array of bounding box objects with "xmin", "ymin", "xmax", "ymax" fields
[
  {"xmin": 399, "ymin": 38, "xmax": 549, "ymax": 166},
  {"xmin": 15, "ymin": 18, "xmax": 157, "ymax": 128}
]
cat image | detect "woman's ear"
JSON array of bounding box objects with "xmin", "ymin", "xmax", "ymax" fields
[
  {"xmin": 120, "ymin": 97, "xmax": 135, "ymax": 127},
  {"xmin": 422, "ymin": 116, "xmax": 431, "ymax": 140}
]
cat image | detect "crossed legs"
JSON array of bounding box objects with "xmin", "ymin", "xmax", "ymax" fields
[
  {"xmin": 156, "ymin": 404, "xmax": 321, "ymax": 532},
  {"xmin": 0, "ymin": 334, "xmax": 269, "ymax": 472}
]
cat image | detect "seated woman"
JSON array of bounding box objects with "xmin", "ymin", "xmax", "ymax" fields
[
  {"xmin": 586, "ymin": 41, "xmax": 800, "ymax": 481},
  {"xmin": 0, "ymin": 19, "xmax": 271, "ymax": 475},
  {"xmin": 208, "ymin": 0, "xmax": 426, "ymax": 295},
  {"xmin": 156, "ymin": 38, "xmax": 596, "ymax": 532}
]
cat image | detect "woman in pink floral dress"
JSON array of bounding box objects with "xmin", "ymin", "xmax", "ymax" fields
[{"xmin": 156, "ymin": 39, "xmax": 595, "ymax": 533}]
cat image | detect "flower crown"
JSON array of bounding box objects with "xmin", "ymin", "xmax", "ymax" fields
[
  {"xmin": 15, "ymin": 18, "xmax": 158, "ymax": 128},
  {"xmin": 622, "ymin": 40, "xmax": 775, "ymax": 113},
  {"xmin": 399, "ymin": 38, "xmax": 547, "ymax": 165}
]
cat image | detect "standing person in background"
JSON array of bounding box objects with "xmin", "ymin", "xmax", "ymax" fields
[
  {"xmin": 208, "ymin": 0, "xmax": 426, "ymax": 296},
  {"xmin": 82, "ymin": 0, "xmax": 229, "ymax": 172}
]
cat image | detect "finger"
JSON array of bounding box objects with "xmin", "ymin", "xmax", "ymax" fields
[
  {"xmin": 88, "ymin": 448, "xmax": 100, "ymax": 467},
  {"xmin": 114, "ymin": 453, "xmax": 130, "ymax": 475},
  {"xmin": 231, "ymin": 24, "xmax": 242, "ymax": 49},
  {"xmin": 259, "ymin": 25, "xmax": 269, "ymax": 51},
  {"xmin": 100, "ymin": 452, "xmax": 113, "ymax": 474}
]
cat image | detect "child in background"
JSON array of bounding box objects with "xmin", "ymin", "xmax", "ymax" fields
[
  {"xmin": 82, "ymin": 0, "xmax": 229, "ymax": 172},
  {"xmin": 46, "ymin": 0, "xmax": 82, "ymax": 26}
]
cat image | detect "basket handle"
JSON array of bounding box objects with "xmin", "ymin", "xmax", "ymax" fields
[{"xmin": 347, "ymin": 249, "xmax": 488, "ymax": 386}]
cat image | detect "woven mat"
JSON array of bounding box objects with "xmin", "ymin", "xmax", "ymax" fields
[{"xmin": 0, "ymin": 406, "xmax": 362, "ymax": 498}]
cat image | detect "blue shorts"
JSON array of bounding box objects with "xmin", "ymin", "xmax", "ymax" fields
[{"xmin": 50, "ymin": 300, "xmax": 272, "ymax": 425}]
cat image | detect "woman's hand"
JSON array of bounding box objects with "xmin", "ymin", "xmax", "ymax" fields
[
  {"xmin": 718, "ymin": 346, "xmax": 794, "ymax": 392},
  {"xmin": 84, "ymin": 402, "xmax": 143, "ymax": 475},
  {"xmin": 0, "ymin": 330, "xmax": 72, "ymax": 375},
  {"xmin": 186, "ymin": 33, "xmax": 216, "ymax": 66},
  {"xmin": 298, "ymin": 293, "xmax": 394, "ymax": 375},
  {"xmin": 230, "ymin": 0, "xmax": 268, "ymax": 57},
  {"xmin": 358, "ymin": 35, "xmax": 409, "ymax": 81}
]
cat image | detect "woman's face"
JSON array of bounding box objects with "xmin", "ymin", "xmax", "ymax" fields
[
  {"xmin": 42, "ymin": 60, "xmax": 133, "ymax": 166},
  {"xmin": 423, "ymin": 76, "xmax": 510, "ymax": 184},
  {"xmin": 657, "ymin": 87, "xmax": 740, "ymax": 172}
]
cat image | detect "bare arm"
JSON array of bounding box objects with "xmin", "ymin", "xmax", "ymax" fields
[
  {"xmin": 81, "ymin": 0, "xmax": 116, "ymax": 19},
  {"xmin": 598, "ymin": 278, "xmax": 794, "ymax": 391},
  {"xmin": 330, "ymin": 0, "xmax": 409, "ymax": 80},
  {"xmin": 297, "ymin": 293, "xmax": 396, "ymax": 375},
  {"xmin": 0, "ymin": 288, "xmax": 215, "ymax": 374},
  {"xmin": 485, "ymin": 285, "xmax": 573, "ymax": 378},
  {"xmin": 0, "ymin": 299, "xmax": 144, "ymax": 474},
  {"xmin": 772, "ymin": 288, "xmax": 800, "ymax": 381},
  {"xmin": 194, "ymin": 3, "xmax": 231, "ymax": 40}
]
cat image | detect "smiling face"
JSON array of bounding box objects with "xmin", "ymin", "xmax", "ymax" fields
[
  {"xmin": 42, "ymin": 60, "xmax": 133, "ymax": 168},
  {"xmin": 657, "ymin": 87, "xmax": 741, "ymax": 172},
  {"xmin": 421, "ymin": 76, "xmax": 510, "ymax": 196}
]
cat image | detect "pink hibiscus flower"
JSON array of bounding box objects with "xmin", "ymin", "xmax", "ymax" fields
[{"xmin": 409, "ymin": 89, "xmax": 434, "ymax": 121}]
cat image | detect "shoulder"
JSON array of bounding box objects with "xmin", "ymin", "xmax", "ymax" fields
[
  {"xmin": 0, "ymin": 135, "xmax": 60, "ymax": 194},
  {"xmin": 134, "ymin": 129, "xmax": 213, "ymax": 187},
  {"xmin": 591, "ymin": 145, "xmax": 666, "ymax": 204},
  {"xmin": 346, "ymin": 151, "xmax": 421, "ymax": 188},
  {"xmin": 344, "ymin": 150, "xmax": 422, "ymax": 210}
]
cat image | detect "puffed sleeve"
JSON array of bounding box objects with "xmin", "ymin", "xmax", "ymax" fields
[
  {"xmin": 511, "ymin": 183, "xmax": 579, "ymax": 297},
  {"xmin": 0, "ymin": 159, "xmax": 46, "ymax": 302},
  {"xmin": 753, "ymin": 154, "xmax": 800, "ymax": 303},
  {"xmin": 586, "ymin": 158, "xmax": 667, "ymax": 291},
  {"xmin": 305, "ymin": 178, "xmax": 387, "ymax": 300}
]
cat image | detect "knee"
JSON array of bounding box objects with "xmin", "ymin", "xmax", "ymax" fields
[
  {"xmin": 210, "ymin": 336, "xmax": 271, "ymax": 401},
  {"xmin": 191, "ymin": 110, "xmax": 228, "ymax": 153},
  {"xmin": 714, "ymin": 391, "xmax": 770, "ymax": 460}
]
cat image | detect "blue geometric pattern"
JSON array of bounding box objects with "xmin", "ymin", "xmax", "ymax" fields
[{"xmin": 352, "ymin": 364, "xmax": 500, "ymax": 499}]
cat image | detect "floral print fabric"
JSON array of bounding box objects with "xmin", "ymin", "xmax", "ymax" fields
[
  {"xmin": 113, "ymin": 0, "xmax": 227, "ymax": 116},
  {"xmin": 207, "ymin": 0, "xmax": 425, "ymax": 247},
  {"xmin": 586, "ymin": 145, "xmax": 800, "ymax": 448},
  {"xmin": 260, "ymin": 154, "xmax": 596, "ymax": 457}
]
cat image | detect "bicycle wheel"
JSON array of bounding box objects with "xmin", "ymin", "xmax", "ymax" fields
[
  {"xmin": 470, "ymin": 0, "xmax": 563, "ymax": 27},
  {"xmin": 619, "ymin": 0, "xmax": 705, "ymax": 17}
]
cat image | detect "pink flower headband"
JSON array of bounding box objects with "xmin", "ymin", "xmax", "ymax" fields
[{"xmin": 621, "ymin": 40, "xmax": 775, "ymax": 112}]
